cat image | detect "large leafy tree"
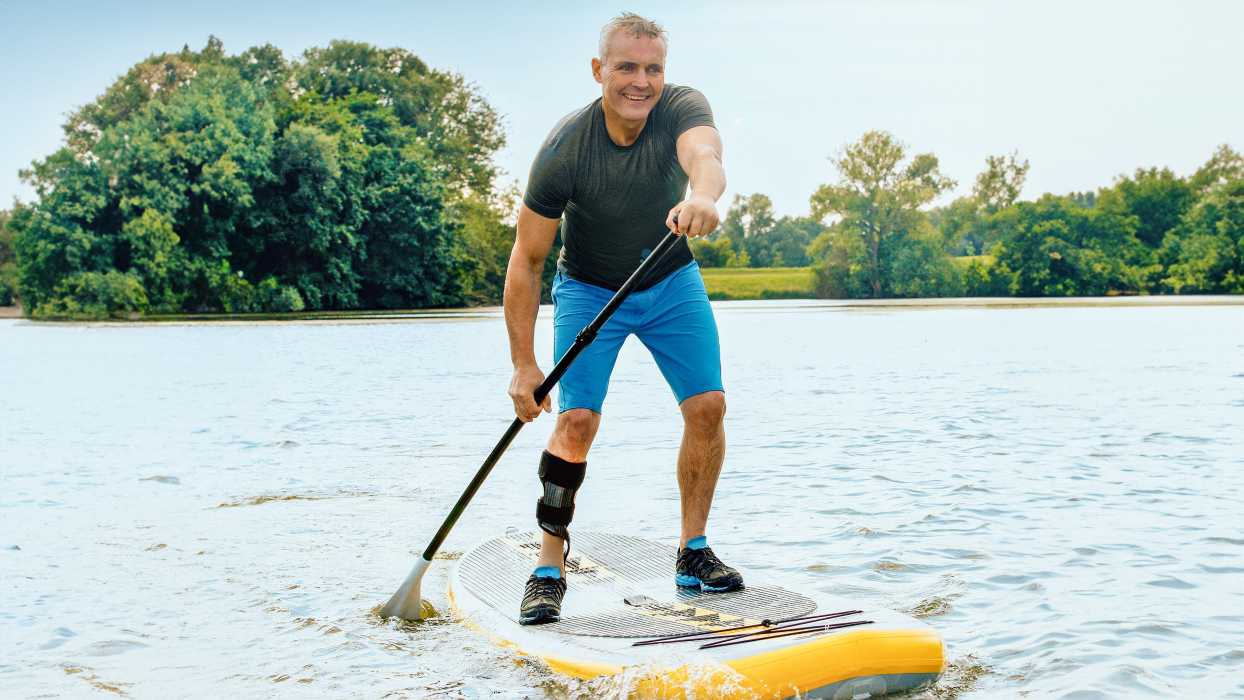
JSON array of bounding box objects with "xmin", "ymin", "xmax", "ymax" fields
[
  {"xmin": 716, "ymin": 193, "xmax": 819, "ymax": 267},
  {"xmin": 12, "ymin": 62, "xmax": 276, "ymax": 317},
  {"xmin": 11, "ymin": 38, "xmax": 506, "ymax": 317},
  {"xmin": 808, "ymin": 131, "xmax": 957, "ymax": 298},
  {"xmin": 1154, "ymin": 145, "xmax": 1243, "ymax": 293},
  {"xmin": 719, "ymin": 193, "xmax": 776, "ymax": 242},
  {"xmin": 1111, "ymin": 167, "xmax": 1195, "ymax": 248},
  {"xmin": 743, "ymin": 216, "xmax": 819, "ymax": 268},
  {"xmin": 251, "ymin": 90, "xmax": 461, "ymax": 310},
  {"xmin": 292, "ymin": 41, "xmax": 505, "ymax": 196},
  {"xmin": 989, "ymin": 193, "xmax": 1145, "ymax": 296},
  {"xmin": 932, "ymin": 152, "xmax": 1028, "ymax": 257},
  {"xmin": 973, "ymin": 151, "xmax": 1030, "ymax": 214},
  {"xmin": 1159, "ymin": 167, "xmax": 1243, "ymax": 294}
]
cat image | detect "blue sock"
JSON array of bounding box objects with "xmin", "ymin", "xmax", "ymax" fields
[
  {"xmin": 533, "ymin": 566, "xmax": 562, "ymax": 579},
  {"xmin": 685, "ymin": 536, "xmax": 708, "ymax": 550}
]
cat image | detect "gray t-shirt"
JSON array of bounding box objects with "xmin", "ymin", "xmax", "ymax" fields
[{"xmin": 524, "ymin": 85, "xmax": 715, "ymax": 291}]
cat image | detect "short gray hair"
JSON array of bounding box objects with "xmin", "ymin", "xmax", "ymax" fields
[{"xmin": 598, "ymin": 12, "xmax": 667, "ymax": 64}]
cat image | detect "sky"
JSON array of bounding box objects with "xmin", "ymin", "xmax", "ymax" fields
[{"xmin": 1, "ymin": 0, "xmax": 1241, "ymax": 218}]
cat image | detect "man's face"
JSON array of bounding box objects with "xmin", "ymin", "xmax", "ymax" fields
[{"xmin": 592, "ymin": 33, "xmax": 666, "ymax": 124}]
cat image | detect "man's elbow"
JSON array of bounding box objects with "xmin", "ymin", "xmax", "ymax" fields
[{"xmin": 509, "ymin": 241, "xmax": 548, "ymax": 276}]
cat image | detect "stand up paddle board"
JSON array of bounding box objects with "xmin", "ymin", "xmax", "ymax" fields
[{"xmin": 449, "ymin": 531, "xmax": 944, "ymax": 699}]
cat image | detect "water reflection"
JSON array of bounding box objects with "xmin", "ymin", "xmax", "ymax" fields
[{"xmin": 1, "ymin": 302, "xmax": 1241, "ymax": 698}]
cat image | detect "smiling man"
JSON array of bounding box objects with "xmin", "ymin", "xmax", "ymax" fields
[{"xmin": 503, "ymin": 13, "xmax": 740, "ymax": 625}]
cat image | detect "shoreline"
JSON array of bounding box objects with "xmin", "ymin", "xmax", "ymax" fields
[{"xmin": 1, "ymin": 294, "xmax": 1240, "ymax": 326}]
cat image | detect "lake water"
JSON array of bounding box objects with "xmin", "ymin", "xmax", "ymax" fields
[{"xmin": 1, "ymin": 300, "xmax": 1242, "ymax": 699}]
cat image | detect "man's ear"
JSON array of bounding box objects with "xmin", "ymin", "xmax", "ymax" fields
[{"xmin": 591, "ymin": 58, "xmax": 603, "ymax": 84}]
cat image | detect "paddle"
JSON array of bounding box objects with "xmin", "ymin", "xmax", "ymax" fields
[{"xmin": 380, "ymin": 223, "xmax": 684, "ymax": 620}]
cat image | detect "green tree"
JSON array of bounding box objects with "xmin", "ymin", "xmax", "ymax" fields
[
  {"xmin": 1157, "ymin": 146, "xmax": 1244, "ymax": 294},
  {"xmin": 930, "ymin": 198, "xmax": 987, "ymax": 256},
  {"xmin": 12, "ymin": 38, "xmax": 508, "ymax": 318},
  {"xmin": 453, "ymin": 185, "xmax": 518, "ymax": 303},
  {"xmin": 1159, "ymin": 178, "xmax": 1243, "ymax": 293},
  {"xmin": 252, "ymin": 89, "xmax": 464, "ymax": 309},
  {"xmin": 716, "ymin": 193, "xmax": 775, "ymax": 267},
  {"xmin": 989, "ymin": 193, "xmax": 1144, "ymax": 296},
  {"xmin": 931, "ymin": 152, "xmax": 1029, "ymax": 257},
  {"xmin": 960, "ymin": 257, "xmax": 1014, "ymax": 297},
  {"xmin": 13, "ymin": 61, "xmax": 277, "ymax": 317},
  {"xmin": 0, "ymin": 209, "xmax": 18, "ymax": 306},
  {"xmin": 292, "ymin": 41, "xmax": 505, "ymax": 196},
  {"xmin": 1111, "ymin": 167, "xmax": 1194, "ymax": 248},
  {"xmin": 720, "ymin": 193, "xmax": 775, "ymax": 239},
  {"xmin": 690, "ymin": 236, "xmax": 740, "ymax": 268},
  {"xmin": 745, "ymin": 216, "xmax": 819, "ymax": 267},
  {"xmin": 808, "ymin": 131, "xmax": 957, "ymax": 298},
  {"xmin": 1189, "ymin": 144, "xmax": 1243, "ymax": 191},
  {"xmin": 973, "ymin": 150, "xmax": 1029, "ymax": 214}
]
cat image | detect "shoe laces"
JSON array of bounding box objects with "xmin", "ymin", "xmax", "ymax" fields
[
  {"xmin": 526, "ymin": 575, "xmax": 565, "ymax": 599},
  {"xmin": 684, "ymin": 546, "xmax": 728, "ymax": 577}
]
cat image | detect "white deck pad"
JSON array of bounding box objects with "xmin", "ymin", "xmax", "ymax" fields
[{"xmin": 456, "ymin": 531, "xmax": 817, "ymax": 638}]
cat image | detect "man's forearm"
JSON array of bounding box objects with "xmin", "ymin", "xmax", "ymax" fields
[
  {"xmin": 503, "ymin": 252, "xmax": 544, "ymax": 368},
  {"xmin": 688, "ymin": 148, "xmax": 726, "ymax": 204}
]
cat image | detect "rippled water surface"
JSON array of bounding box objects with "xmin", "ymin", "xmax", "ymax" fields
[{"xmin": 2, "ymin": 301, "xmax": 1242, "ymax": 699}]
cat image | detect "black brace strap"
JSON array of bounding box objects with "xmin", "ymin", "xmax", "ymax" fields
[
  {"xmin": 536, "ymin": 502, "xmax": 574, "ymax": 526},
  {"xmin": 538, "ymin": 451, "xmax": 586, "ymax": 490},
  {"xmin": 536, "ymin": 451, "xmax": 586, "ymax": 560}
]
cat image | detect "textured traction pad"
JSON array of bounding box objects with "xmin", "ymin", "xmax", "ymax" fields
[{"xmin": 457, "ymin": 532, "xmax": 816, "ymax": 638}]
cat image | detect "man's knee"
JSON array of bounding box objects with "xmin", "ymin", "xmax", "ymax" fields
[
  {"xmin": 682, "ymin": 391, "xmax": 726, "ymax": 428},
  {"xmin": 557, "ymin": 408, "xmax": 597, "ymax": 437},
  {"xmin": 550, "ymin": 408, "xmax": 598, "ymax": 461}
]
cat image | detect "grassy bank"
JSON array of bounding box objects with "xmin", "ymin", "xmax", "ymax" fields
[{"xmin": 699, "ymin": 267, "xmax": 815, "ymax": 301}]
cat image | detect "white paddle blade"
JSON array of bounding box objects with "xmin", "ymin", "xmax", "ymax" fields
[{"xmin": 380, "ymin": 556, "xmax": 433, "ymax": 620}]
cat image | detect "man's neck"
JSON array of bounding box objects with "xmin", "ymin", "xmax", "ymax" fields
[{"xmin": 600, "ymin": 102, "xmax": 647, "ymax": 147}]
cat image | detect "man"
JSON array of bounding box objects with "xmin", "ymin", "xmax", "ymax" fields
[{"xmin": 503, "ymin": 13, "xmax": 741, "ymax": 626}]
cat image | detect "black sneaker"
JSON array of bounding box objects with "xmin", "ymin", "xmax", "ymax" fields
[
  {"xmin": 676, "ymin": 546, "xmax": 745, "ymax": 592},
  {"xmin": 518, "ymin": 574, "xmax": 567, "ymax": 625}
]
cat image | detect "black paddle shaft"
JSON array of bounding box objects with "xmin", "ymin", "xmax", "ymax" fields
[{"xmin": 419, "ymin": 228, "xmax": 683, "ymax": 561}]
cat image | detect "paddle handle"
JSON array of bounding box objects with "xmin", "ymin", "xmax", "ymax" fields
[{"xmin": 418, "ymin": 228, "xmax": 683, "ymax": 561}]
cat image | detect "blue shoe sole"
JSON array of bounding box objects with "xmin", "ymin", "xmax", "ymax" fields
[
  {"xmin": 675, "ymin": 573, "xmax": 701, "ymax": 587},
  {"xmin": 676, "ymin": 573, "xmax": 743, "ymax": 592}
]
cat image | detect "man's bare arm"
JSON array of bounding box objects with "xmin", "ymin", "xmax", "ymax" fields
[
  {"xmin": 504, "ymin": 204, "xmax": 562, "ymax": 422},
  {"xmin": 666, "ymin": 125, "xmax": 726, "ymax": 238}
]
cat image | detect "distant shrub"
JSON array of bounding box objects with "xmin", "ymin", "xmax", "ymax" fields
[
  {"xmin": 690, "ymin": 237, "xmax": 738, "ymax": 268},
  {"xmin": 33, "ymin": 270, "xmax": 148, "ymax": 320}
]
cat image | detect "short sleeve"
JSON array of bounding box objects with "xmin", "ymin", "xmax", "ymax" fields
[
  {"xmin": 523, "ymin": 130, "xmax": 573, "ymax": 220},
  {"xmin": 663, "ymin": 86, "xmax": 715, "ymax": 140}
]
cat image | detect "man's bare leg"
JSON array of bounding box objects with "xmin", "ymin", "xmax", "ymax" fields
[
  {"xmin": 534, "ymin": 392, "xmax": 724, "ymax": 569},
  {"xmin": 535, "ymin": 408, "xmax": 601, "ymax": 574},
  {"xmin": 677, "ymin": 391, "xmax": 727, "ymax": 547}
]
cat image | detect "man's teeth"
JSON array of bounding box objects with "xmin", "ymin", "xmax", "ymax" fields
[{"xmin": 624, "ymin": 95, "xmax": 647, "ymax": 100}]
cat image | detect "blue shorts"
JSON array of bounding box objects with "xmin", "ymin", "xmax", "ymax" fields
[{"xmin": 552, "ymin": 260, "xmax": 723, "ymax": 413}]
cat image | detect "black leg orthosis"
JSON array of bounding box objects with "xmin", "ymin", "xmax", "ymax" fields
[{"xmin": 536, "ymin": 450, "xmax": 586, "ymax": 557}]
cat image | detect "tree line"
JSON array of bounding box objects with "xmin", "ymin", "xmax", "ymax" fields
[
  {"xmin": 0, "ymin": 38, "xmax": 533, "ymax": 318},
  {"xmin": 1, "ymin": 43, "xmax": 1239, "ymax": 316},
  {"xmin": 693, "ymin": 132, "xmax": 1242, "ymax": 299}
]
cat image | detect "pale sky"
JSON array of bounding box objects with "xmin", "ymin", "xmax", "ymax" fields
[{"xmin": 1, "ymin": 0, "xmax": 1241, "ymax": 218}]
